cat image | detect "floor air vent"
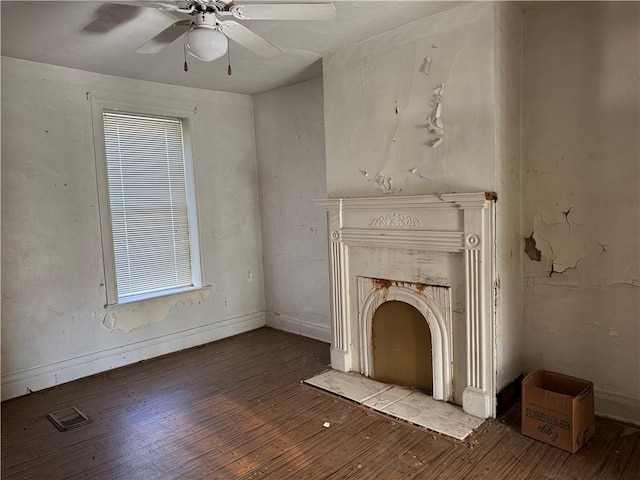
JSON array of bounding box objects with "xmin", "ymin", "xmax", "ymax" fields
[{"xmin": 47, "ymin": 406, "xmax": 90, "ymax": 431}]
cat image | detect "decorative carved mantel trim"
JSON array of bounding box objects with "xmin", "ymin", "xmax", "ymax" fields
[
  {"xmin": 315, "ymin": 193, "xmax": 497, "ymax": 419},
  {"xmin": 369, "ymin": 213, "xmax": 423, "ymax": 228}
]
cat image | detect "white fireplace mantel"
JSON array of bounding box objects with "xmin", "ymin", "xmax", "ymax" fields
[{"xmin": 315, "ymin": 193, "xmax": 497, "ymax": 418}]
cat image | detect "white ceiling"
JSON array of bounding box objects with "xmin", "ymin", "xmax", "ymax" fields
[{"xmin": 1, "ymin": 1, "xmax": 470, "ymax": 94}]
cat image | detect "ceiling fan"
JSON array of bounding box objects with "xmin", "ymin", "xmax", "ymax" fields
[{"xmin": 130, "ymin": 0, "xmax": 337, "ymax": 63}]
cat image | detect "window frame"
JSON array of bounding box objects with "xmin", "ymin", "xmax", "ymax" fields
[{"xmin": 90, "ymin": 93, "xmax": 204, "ymax": 306}]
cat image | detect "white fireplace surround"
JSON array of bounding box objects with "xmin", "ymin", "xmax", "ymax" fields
[{"xmin": 316, "ymin": 193, "xmax": 497, "ymax": 419}]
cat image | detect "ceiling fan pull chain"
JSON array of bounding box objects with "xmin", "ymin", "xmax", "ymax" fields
[
  {"xmin": 183, "ymin": 24, "xmax": 191, "ymax": 72},
  {"xmin": 227, "ymin": 44, "xmax": 232, "ymax": 76}
]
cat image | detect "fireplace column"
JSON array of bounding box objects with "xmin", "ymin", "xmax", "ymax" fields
[
  {"xmin": 326, "ymin": 201, "xmax": 351, "ymax": 371},
  {"xmin": 443, "ymin": 194, "xmax": 496, "ymax": 418}
]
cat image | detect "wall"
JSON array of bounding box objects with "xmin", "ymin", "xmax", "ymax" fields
[
  {"xmin": 522, "ymin": 2, "xmax": 640, "ymax": 422},
  {"xmin": 322, "ymin": 2, "xmax": 523, "ymax": 399},
  {"xmin": 323, "ymin": 3, "xmax": 498, "ymax": 198},
  {"xmin": 1, "ymin": 57, "xmax": 265, "ymax": 399},
  {"xmin": 253, "ymin": 77, "xmax": 330, "ymax": 341},
  {"xmin": 493, "ymin": 2, "xmax": 523, "ymax": 397}
]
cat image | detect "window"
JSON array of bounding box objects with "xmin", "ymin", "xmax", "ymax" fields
[{"xmin": 91, "ymin": 95, "xmax": 202, "ymax": 305}]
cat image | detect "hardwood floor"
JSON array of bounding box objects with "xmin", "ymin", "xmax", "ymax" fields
[{"xmin": 2, "ymin": 327, "xmax": 639, "ymax": 479}]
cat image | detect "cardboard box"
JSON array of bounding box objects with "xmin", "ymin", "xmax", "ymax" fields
[{"xmin": 521, "ymin": 370, "xmax": 595, "ymax": 453}]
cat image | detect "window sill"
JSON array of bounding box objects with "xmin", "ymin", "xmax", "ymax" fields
[{"xmin": 105, "ymin": 285, "xmax": 212, "ymax": 310}]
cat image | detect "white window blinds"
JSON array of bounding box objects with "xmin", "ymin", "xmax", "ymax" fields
[{"xmin": 103, "ymin": 112, "xmax": 194, "ymax": 300}]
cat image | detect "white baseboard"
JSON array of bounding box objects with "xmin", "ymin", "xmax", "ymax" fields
[
  {"xmin": 595, "ymin": 389, "xmax": 640, "ymax": 425},
  {"xmin": 1, "ymin": 311, "xmax": 266, "ymax": 401},
  {"xmin": 265, "ymin": 311, "xmax": 330, "ymax": 343}
]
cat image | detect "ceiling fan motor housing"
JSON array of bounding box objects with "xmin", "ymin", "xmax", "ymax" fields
[{"xmin": 194, "ymin": 12, "xmax": 220, "ymax": 29}]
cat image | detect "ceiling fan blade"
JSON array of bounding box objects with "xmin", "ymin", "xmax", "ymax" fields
[
  {"xmin": 82, "ymin": 4, "xmax": 142, "ymax": 34},
  {"xmin": 230, "ymin": 3, "xmax": 337, "ymax": 21},
  {"xmin": 107, "ymin": 1, "xmax": 184, "ymax": 11},
  {"xmin": 221, "ymin": 20, "xmax": 281, "ymax": 57},
  {"xmin": 136, "ymin": 20, "xmax": 191, "ymax": 54}
]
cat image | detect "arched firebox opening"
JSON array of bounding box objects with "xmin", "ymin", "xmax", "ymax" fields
[
  {"xmin": 359, "ymin": 279, "xmax": 452, "ymax": 402},
  {"xmin": 372, "ymin": 300, "xmax": 433, "ymax": 394}
]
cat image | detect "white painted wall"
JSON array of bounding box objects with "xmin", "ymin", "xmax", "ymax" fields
[
  {"xmin": 253, "ymin": 77, "xmax": 330, "ymax": 342},
  {"xmin": 493, "ymin": 2, "xmax": 524, "ymax": 397},
  {"xmin": 323, "ymin": 3, "xmax": 498, "ymax": 198},
  {"xmin": 522, "ymin": 2, "xmax": 640, "ymax": 423},
  {"xmin": 1, "ymin": 57, "xmax": 266, "ymax": 399},
  {"xmin": 322, "ymin": 2, "xmax": 523, "ymax": 399}
]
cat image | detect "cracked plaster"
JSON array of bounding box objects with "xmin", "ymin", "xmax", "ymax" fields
[
  {"xmin": 522, "ymin": 1, "xmax": 639, "ymax": 421},
  {"xmin": 527, "ymin": 207, "xmax": 639, "ymax": 286}
]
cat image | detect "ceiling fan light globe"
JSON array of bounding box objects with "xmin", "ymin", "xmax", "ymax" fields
[{"xmin": 185, "ymin": 28, "xmax": 228, "ymax": 62}]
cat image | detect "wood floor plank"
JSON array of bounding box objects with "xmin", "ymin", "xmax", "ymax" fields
[
  {"xmin": 502, "ymin": 439, "xmax": 561, "ymax": 479},
  {"xmin": 332, "ymin": 424, "xmax": 448, "ymax": 479},
  {"xmin": 288, "ymin": 417, "xmax": 399, "ymax": 478},
  {"xmin": 487, "ymin": 401, "xmax": 570, "ymax": 480},
  {"xmin": 554, "ymin": 416, "xmax": 626, "ymax": 480},
  {"xmin": 417, "ymin": 420, "xmax": 508, "ymax": 479},
  {"xmin": 153, "ymin": 388, "xmax": 332, "ymax": 475},
  {"xmin": 370, "ymin": 435, "xmax": 454, "ymax": 479},
  {"xmin": 461, "ymin": 429, "xmax": 532, "ymax": 480},
  {"xmin": 193, "ymin": 396, "xmax": 363, "ymax": 479},
  {"xmin": 527, "ymin": 446, "xmax": 571, "ymax": 479},
  {"xmin": 237, "ymin": 401, "xmax": 382, "ymax": 479},
  {"xmin": 2, "ymin": 327, "xmax": 634, "ymax": 480},
  {"xmin": 619, "ymin": 428, "xmax": 640, "ymax": 480},
  {"xmin": 239, "ymin": 402, "xmax": 378, "ymax": 478},
  {"xmin": 597, "ymin": 426, "xmax": 640, "ymax": 479}
]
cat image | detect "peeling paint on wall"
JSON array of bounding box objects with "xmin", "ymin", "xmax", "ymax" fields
[
  {"xmin": 426, "ymin": 83, "xmax": 445, "ymax": 148},
  {"xmin": 420, "ymin": 56, "xmax": 432, "ymax": 76},
  {"xmin": 324, "ymin": 5, "xmax": 497, "ymax": 198},
  {"xmin": 524, "ymin": 234, "xmax": 542, "ymax": 261},
  {"xmin": 353, "ymin": 57, "xmax": 451, "ymax": 195},
  {"xmin": 409, "ymin": 167, "xmax": 430, "ymax": 181},
  {"xmin": 375, "ymin": 173, "xmax": 393, "ymax": 194},
  {"xmin": 102, "ymin": 288, "xmax": 211, "ymax": 333},
  {"xmin": 522, "ymin": 2, "xmax": 639, "ymax": 422},
  {"xmin": 357, "ymin": 168, "xmax": 395, "ymax": 194},
  {"xmin": 527, "ymin": 208, "xmax": 639, "ymax": 286}
]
